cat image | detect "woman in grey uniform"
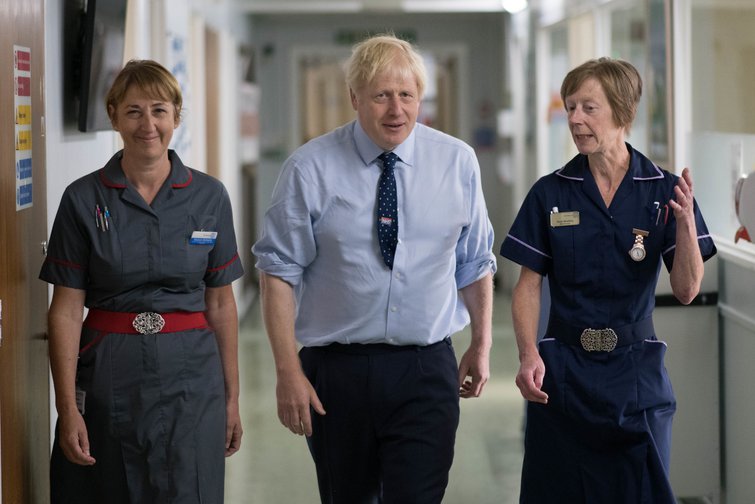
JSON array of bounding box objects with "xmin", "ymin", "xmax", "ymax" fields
[
  {"xmin": 40, "ymin": 60, "xmax": 244, "ymax": 503},
  {"xmin": 500, "ymin": 58, "xmax": 716, "ymax": 502}
]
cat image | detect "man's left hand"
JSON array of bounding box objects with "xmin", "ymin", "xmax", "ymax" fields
[{"xmin": 457, "ymin": 345, "xmax": 490, "ymax": 398}]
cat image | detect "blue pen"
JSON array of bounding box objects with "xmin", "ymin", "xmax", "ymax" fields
[{"xmin": 104, "ymin": 206, "xmax": 110, "ymax": 230}]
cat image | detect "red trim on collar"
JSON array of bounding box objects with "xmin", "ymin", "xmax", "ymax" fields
[
  {"xmin": 99, "ymin": 168, "xmax": 126, "ymax": 188},
  {"xmin": 172, "ymin": 169, "xmax": 192, "ymax": 188}
]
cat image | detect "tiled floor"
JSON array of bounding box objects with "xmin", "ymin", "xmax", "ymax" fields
[{"xmin": 225, "ymin": 292, "xmax": 524, "ymax": 503}]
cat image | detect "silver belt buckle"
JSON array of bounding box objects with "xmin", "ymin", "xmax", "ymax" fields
[
  {"xmin": 132, "ymin": 312, "xmax": 165, "ymax": 335},
  {"xmin": 580, "ymin": 328, "xmax": 618, "ymax": 352}
]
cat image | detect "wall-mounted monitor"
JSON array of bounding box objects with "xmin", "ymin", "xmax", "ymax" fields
[{"xmin": 65, "ymin": 0, "xmax": 128, "ymax": 132}]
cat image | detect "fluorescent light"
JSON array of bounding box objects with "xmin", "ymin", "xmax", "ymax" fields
[
  {"xmin": 235, "ymin": 1, "xmax": 362, "ymax": 13},
  {"xmin": 402, "ymin": 0, "xmax": 505, "ymax": 12},
  {"xmin": 501, "ymin": 0, "xmax": 528, "ymax": 13}
]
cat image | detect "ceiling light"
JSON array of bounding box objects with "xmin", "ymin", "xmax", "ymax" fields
[{"xmin": 501, "ymin": 0, "xmax": 528, "ymax": 13}]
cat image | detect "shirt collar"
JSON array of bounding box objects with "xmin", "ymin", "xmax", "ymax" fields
[
  {"xmin": 353, "ymin": 120, "xmax": 416, "ymax": 167},
  {"xmin": 556, "ymin": 143, "xmax": 664, "ymax": 182},
  {"xmin": 98, "ymin": 149, "xmax": 193, "ymax": 189}
]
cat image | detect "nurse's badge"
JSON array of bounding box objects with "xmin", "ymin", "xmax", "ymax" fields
[{"xmin": 629, "ymin": 228, "xmax": 649, "ymax": 262}]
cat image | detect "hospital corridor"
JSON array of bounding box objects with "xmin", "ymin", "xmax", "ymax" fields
[{"xmin": 2, "ymin": 0, "xmax": 755, "ymax": 503}]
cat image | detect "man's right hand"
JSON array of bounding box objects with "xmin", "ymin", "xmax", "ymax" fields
[{"xmin": 276, "ymin": 369, "xmax": 326, "ymax": 436}]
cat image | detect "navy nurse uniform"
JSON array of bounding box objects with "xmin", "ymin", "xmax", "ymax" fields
[
  {"xmin": 500, "ymin": 144, "xmax": 716, "ymax": 503},
  {"xmin": 40, "ymin": 150, "xmax": 243, "ymax": 503}
]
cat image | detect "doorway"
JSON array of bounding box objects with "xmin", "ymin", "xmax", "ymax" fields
[{"xmin": 0, "ymin": 0, "xmax": 51, "ymax": 502}]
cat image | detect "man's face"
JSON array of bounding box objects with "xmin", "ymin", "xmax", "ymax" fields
[{"xmin": 350, "ymin": 68, "xmax": 420, "ymax": 151}]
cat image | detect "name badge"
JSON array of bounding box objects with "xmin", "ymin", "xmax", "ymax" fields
[
  {"xmin": 550, "ymin": 211, "xmax": 580, "ymax": 227},
  {"xmin": 190, "ymin": 230, "xmax": 218, "ymax": 245}
]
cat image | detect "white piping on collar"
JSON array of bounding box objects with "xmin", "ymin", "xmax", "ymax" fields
[{"xmin": 555, "ymin": 162, "xmax": 666, "ymax": 181}]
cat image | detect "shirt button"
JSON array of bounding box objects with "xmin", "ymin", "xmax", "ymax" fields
[
  {"xmin": 395, "ymin": 272, "xmax": 402, "ymax": 279},
  {"xmin": 391, "ymin": 306, "xmax": 398, "ymax": 312}
]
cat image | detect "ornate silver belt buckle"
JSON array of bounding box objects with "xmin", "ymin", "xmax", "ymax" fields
[
  {"xmin": 580, "ymin": 328, "xmax": 618, "ymax": 352},
  {"xmin": 132, "ymin": 312, "xmax": 165, "ymax": 335}
]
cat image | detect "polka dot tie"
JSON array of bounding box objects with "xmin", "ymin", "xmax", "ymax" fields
[{"xmin": 377, "ymin": 152, "xmax": 399, "ymax": 269}]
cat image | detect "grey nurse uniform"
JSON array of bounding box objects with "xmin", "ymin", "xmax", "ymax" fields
[{"xmin": 40, "ymin": 150, "xmax": 243, "ymax": 503}]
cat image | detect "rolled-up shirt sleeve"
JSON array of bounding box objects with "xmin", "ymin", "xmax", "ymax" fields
[
  {"xmin": 253, "ymin": 158, "xmax": 317, "ymax": 286},
  {"xmin": 454, "ymin": 154, "xmax": 497, "ymax": 289}
]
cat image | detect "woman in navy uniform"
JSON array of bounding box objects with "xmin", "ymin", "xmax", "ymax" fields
[
  {"xmin": 500, "ymin": 58, "xmax": 716, "ymax": 503},
  {"xmin": 40, "ymin": 60, "xmax": 244, "ymax": 503}
]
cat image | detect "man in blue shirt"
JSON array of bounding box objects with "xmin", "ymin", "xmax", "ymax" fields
[{"xmin": 252, "ymin": 33, "xmax": 496, "ymax": 503}]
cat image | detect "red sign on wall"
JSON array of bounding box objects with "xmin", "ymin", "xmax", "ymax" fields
[
  {"xmin": 15, "ymin": 76, "xmax": 31, "ymax": 97},
  {"xmin": 15, "ymin": 48, "xmax": 30, "ymax": 72}
]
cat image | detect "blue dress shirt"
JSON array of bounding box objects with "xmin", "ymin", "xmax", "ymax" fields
[{"xmin": 253, "ymin": 120, "xmax": 496, "ymax": 347}]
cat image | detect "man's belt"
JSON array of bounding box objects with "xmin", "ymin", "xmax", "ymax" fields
[
  {"xmin": 84, "ymin": 309, "xmax": 208, "ymax": 335},
  {"xmin": 546, "ymin": 317, "xmax": 654, "ymax": 352}
]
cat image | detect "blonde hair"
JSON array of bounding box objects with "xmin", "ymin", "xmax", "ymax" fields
[
  {"xmin": 560, "ymin": 57, "xmax": 642, "ymax": 130},
  {"xmin": 105, "ymin": 59, "xmax": 183, "ymax": 124},
  {"xmin": 344, "ymin": 33, "xmax": 427, "ymax": 99}
]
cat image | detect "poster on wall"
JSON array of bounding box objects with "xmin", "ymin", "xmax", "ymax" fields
[{"xmin": 14, "ymin": 45, "xmax": 33, "ymax": 211}]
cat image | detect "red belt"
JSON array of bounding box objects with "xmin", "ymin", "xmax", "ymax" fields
[{"xmin": 84, "ymin": 309, "xmax": 208, "ymax": 335}]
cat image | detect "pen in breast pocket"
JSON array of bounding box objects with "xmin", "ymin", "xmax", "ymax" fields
[
  {"xmin": 95, "ymin": 204, "xmax": 102, "ymax": 230},
  {"xmin": 95, "ymin": 204, "xmax": 109, "ymax": 231}
]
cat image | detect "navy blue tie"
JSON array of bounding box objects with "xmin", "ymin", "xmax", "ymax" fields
[{"xmin": 377, "ymin": 152, "xmax": 399, "ymax": 269}]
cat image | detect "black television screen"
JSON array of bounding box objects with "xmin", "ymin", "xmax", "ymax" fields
[{"xmin": 70, "ymin": 0, "xmax": 128, "ymax": 132}]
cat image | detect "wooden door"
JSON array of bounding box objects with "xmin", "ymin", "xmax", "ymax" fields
[{"xmin": 0, "ymin": 0, "xmax": 50, "ymax": 502}]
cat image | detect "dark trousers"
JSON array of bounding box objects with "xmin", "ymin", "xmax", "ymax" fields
[{"xmin": 300, "ymin": 338, "xmax": 461, "ymax": 504}]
